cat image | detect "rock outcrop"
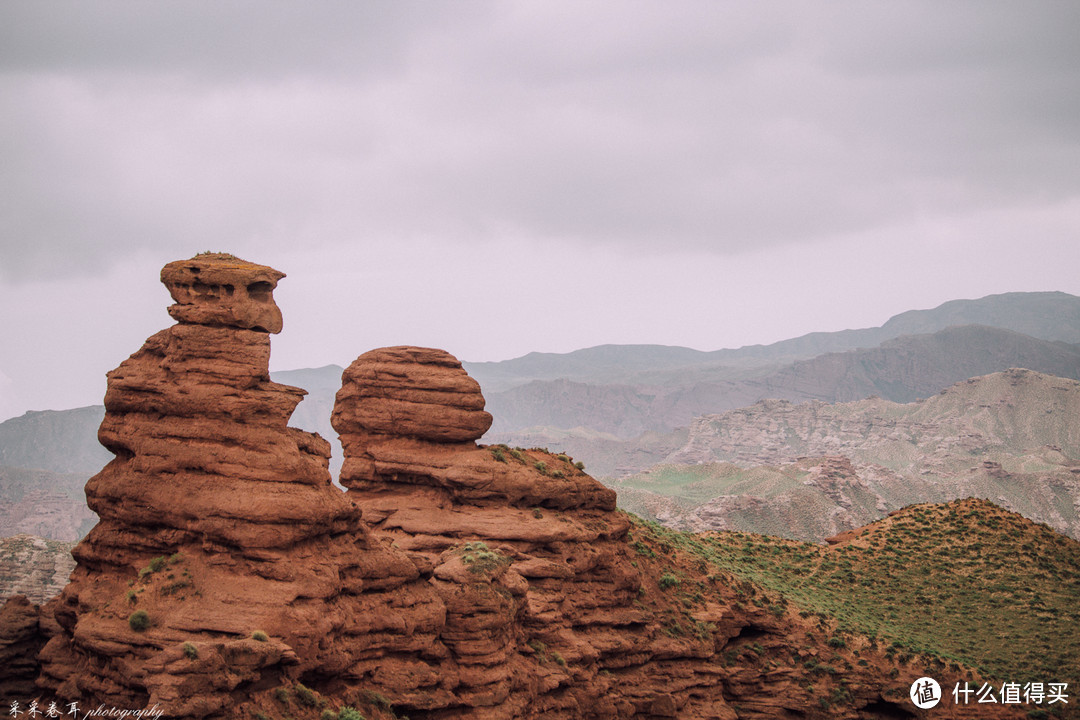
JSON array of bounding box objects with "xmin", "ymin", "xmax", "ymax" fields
[
  {"xmin": 0, "ymin": 595, "xmax": 49, "ymax": 698},
  {"xmin": 648, "ymin": 369, "xmax": 1080, "ymax": 540},
  {"xmin": 0, "ymin": 535, "xmax": 76, "ymax": 604},
  {"xmin": 331, "ymin": 346, "xmax": 1020, "ymax": 719},
  {"xmin": 34, "ymin": 255, "xmax": 444, "ymax": 717},
  {"xmin": 0, "ymin": 254, "xmax": 1025, "ymax": 719}
]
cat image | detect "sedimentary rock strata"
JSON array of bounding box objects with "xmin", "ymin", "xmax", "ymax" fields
[
  {"xmin": 0, "ymin": 595, "xmax": 48, "ymax": 699},
  {"xmin": 331, "ymin": 345, "xmax": 1020, "ymax": 719},
  {"xmin": 34, "ymin": 255, "xmax": 444, "ymax": 717},
  {"xmin": 0, "ymin": 535, "xmax": 76, "ymax": 604},
  {"xmin": 0, "ymin": 254, "xmax": 1024, "ymax": 719}
]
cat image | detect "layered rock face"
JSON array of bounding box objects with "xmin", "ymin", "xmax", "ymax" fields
[
  {"xmin": 35, "ymin": 255, "xmax": 444, "ymax": 717},
  {"xmin": 333, "ymin": 348, "xmax": 645, "ymax": 717},
  {"xmin": 0, "ymin": 535, "xmax": 76, "ymax": 604},
  {"xmin": 333, "ymin": 346, "xmax": 615, "ymax": 510},
  {"xmin": 3, "ymin": 254, "xmax": 1022, "ymax": 719},
  {"xmin": 332, "ymin": 348, "xmax": 1019, "ymax": 719},
  {"xmin": 0, "ymin": 595, "xmax": 50, "ymax": 699}
]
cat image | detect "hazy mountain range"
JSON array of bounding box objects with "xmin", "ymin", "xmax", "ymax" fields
[
  {"xmin": 470, "ymin": 290, "xmax": 1080, "ymax": 392},
  {"xmin": 2, "ymin": 290, "xmax": 1079, "ymax": 545}
]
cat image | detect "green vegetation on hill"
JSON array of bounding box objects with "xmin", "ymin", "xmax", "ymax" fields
[{"xmin": 630, "ymin": 498, "xmax": 1080, "ymax": 692}]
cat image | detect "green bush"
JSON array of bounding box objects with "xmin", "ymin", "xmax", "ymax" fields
[
  {"xmin": 251, "ymin": 630, "xmax": 269, "ymax": 642},
  {"xmin": 659, "ymin": 573, "xmax": 680, "ymax": 590},
  {"xmin": 491, "ymin": 447, "xmax": 507, "ymax": 463},
  {"xmin": 182, "ymin": 642, "xmax": 198, "ymax": 659},
  {"xmin": 462, "ymin": 545, "xmax": 504, "ymax": 575},
  {"xmin": 361, "ymin": 690, "xmax": 392, "ymax": 710},
  {"xmin": 161, "ymin": 579, "xmax": 191, "ymax": 596},
  {"xmin": 337, "ymin": 708, "xmax": 364, "ymax": 720},
  {"xmin": 128, "ymin": 610, "xmax": 150, "ymax": 631},
  {"xmin": 320, "ymin": 710, "xmax": 338, "ymax": 720},
  {"xmin": 295, "ymin": 683, "xmax": 317, "ymax": 707}
]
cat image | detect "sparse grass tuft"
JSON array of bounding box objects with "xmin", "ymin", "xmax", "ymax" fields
[
  {"xmin": 361, "ymin": 690, "xmax": 392, "ymax": 710},
  {"xmin": 128, "ymin": 610, "xmax": 150, "ymax": 631},
  {"xmin": 139, "ymin": 556, "xmax": 168, "ymax": 579},
  {"xmin": 460, "ymin": 541, "xmax": 507, "ymax": 575},
  {"xmin": 294, "ymin": 683, "xmax": 317, "ymax": 707}
]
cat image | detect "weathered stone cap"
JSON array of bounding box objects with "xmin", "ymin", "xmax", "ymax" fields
[
  {"xmin": 333, "ymin": 346, "xmax": 493, "ymax": 443},
  {"xmin": 161, "ymin": 252, "xmax": 285, "ymax": 333}
]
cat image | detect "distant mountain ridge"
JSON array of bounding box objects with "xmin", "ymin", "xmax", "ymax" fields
[
  {"xmin": 485, "ymin": 323, "xmax": 1080, "ymax": 437},
  {"xmin": 613, "ymin": 369, "xmax": 1080, "ymax": 541},
  {"xmin": 467, "ymin": 291, "xmax": 1080, "ymax": 392},
  {"xmin": 754, "ymin": 323, "xmax": 1080, "ymax": 403},
  {"xmin": 0, "ymin": 405, "xmax": 108, "ymax": 474},
  {"xmin": 3, "ymin": 290, "xmax": 1079, "ymax": 542}
]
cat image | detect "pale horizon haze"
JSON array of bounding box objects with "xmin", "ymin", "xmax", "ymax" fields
[{"xmin": 2, "ymin": 1, "xmax": 1079, "ymax": 420}]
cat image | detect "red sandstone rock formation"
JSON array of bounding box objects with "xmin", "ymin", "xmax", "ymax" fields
[
  {"xmin": 331, "ymin": 347, "xmax": 1023, "ymax": 720},
  {"xmin": 34, "ymin": 255, "xmax": 444, "ymax": 718},
  {"xmin": 0, "ymin": 255, "xmax": 1024, "ymax": 719},
  {"xmin": 0, "ymin": 596, "xmax": 48, "ymax": 699}
]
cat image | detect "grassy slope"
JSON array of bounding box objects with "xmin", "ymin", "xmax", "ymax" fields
[{"xmin": 631, "ymin": 498, "xmax": 1080, "ymax": 693}]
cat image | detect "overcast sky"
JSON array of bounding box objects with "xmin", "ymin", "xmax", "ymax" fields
[{"xmin": 2, "ymin": 1, "xmax": 1079, "ymax": 420}]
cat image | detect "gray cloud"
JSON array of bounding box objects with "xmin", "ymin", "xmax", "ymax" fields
[
  {"xmin": 3, "ymin": 1, "xmax": 1080, "ymax": 420},
  {"xmin": 3, "ymin": 1, "xmax": 1079, "ymax": 283},
  {"xmin": 0, "ymin": 1, "xmax": 460, "ymax": 79}
]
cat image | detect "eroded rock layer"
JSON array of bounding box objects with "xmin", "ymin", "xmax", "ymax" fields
[
  {"xmin": 34, "ymin": 255, "xmax": 446, "ymax": 718},
  {"xmin": 333, "ymin": 347, "xmax": 1021, "ymax": 719},
  {"xmin": 1, "ymin": 255, "xmax": 1024, "ymax": 719},
  {"xmin": 0, "ymin": 595, "xmax": 48, "ymax": 698}
]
